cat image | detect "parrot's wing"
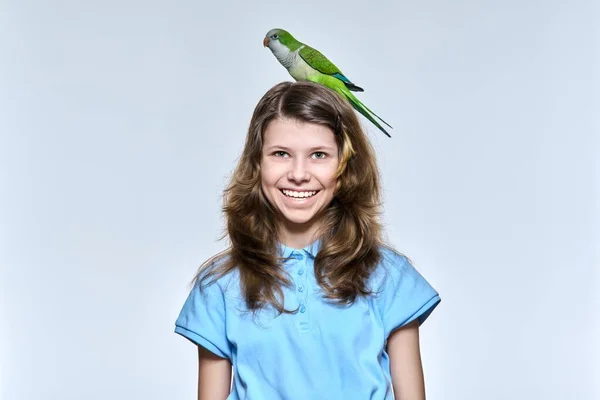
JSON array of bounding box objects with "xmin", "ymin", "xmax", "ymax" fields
[
  {"xmin": 299, "ymin": 45, "xmax": 353, "ymax": 84},
  {"xmin": 299, "ymin": 45, "xmax": 364, "ymax": 92}
]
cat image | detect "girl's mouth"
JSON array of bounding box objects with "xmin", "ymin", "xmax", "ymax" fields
[{"xmin": 280, "ymin": 189, "xmax": 319, "ymax": 199}]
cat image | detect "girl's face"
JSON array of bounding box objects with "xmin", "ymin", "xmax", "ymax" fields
[{"xmin": 261, "ymin": 118, "xmax": 339, "ymax": 239}]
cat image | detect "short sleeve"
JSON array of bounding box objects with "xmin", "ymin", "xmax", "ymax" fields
[
  {"xmin": 174, "ymin": 279, "xmax": 232, "ymax": 359},
  {"xmin": 375, "ymin": 250, "xmax": 441, "ymax": 338}
]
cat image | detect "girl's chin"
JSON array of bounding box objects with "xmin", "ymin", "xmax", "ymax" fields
[
  {"xmin": 276, "ymin": 207, "xmax": 329, "ymax": 230},
  {"xmin": 278, "ymin": 212, "xmax": 317, "ymax": 226}
]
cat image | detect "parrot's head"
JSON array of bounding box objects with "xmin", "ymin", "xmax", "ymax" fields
[{"xmin": 263, "ymin": 29, "xmax": 298, "ymax": 55}]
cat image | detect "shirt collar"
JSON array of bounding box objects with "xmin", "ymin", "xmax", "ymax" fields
[
  {"xmin": 278, "ymin": 238, "xmax": 322, "ymax": 259},
  {"xmin": 304, "ymin": 239, "xmax": 321, "ymax": 258}
]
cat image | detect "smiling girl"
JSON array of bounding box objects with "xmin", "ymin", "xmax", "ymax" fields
[{"xmin": 175, "ymin": 81, "xmax": 441, "ymax": 399}]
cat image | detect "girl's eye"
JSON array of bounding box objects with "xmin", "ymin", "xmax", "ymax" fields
[
  {"xmin": 273, "ymin": 151, "xmax": 288, "ymax": 157},
  {"xmin": 312, "ymin": 152, "xmax": 326, "ymax": 159}
]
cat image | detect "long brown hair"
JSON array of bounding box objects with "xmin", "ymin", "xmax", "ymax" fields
[{"xmin": 196, "ymin": 81, "xmax": 384, "ymax": 314}]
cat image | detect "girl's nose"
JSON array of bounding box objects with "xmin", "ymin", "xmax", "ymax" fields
[{"xmin": 287, "ymin": 159, "xmax": 310, "ymax": 183}]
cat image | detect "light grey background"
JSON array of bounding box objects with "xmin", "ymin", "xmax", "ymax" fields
[{"xmin": 1, "ymin": 0, "xmax": 598, "ymax": 399}]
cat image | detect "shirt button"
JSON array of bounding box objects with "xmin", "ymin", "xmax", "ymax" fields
[
  {"xmin": 298, "ymin": 269, "xmax": 304, "ymax": 275},
  {"xmin": 298, "ymin": 285, "xmax": 304, "ymax": 292},
  {"xmin": 300, "ymin": 305, "xmax": 306, "ymax": 313}
]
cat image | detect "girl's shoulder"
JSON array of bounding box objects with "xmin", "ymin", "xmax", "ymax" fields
[
  {"xmin": 373, "ymin": 244, "xmax": 413, "ymax": 272},
  {"xmin": 194, "ymin": 250, "xmax": 241, "ymax": 298},
  {"xmin": 369, "ymin": 245, "xmax": 420, "ymax": 292}
]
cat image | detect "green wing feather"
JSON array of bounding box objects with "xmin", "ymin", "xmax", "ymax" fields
[
  {"xmin": 299, "ymin": 45, "xmax": 343, "ymax": 76},
  {"xmin": 299, "ymin": 45, "xmax": 364, "ymax": 91}
]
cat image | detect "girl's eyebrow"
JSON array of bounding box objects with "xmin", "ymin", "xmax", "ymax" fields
[{"xmin": 265, "ymin": 145, "xmax": 336, "ymax": 152}]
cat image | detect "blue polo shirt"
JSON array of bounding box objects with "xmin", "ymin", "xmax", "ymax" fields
[{"xmin": 175, "ymin": 241, "xmax": 440, "ymax": 399}]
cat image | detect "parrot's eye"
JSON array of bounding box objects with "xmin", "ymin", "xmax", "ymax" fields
[{"xmin": 272, "ymin": 33, "xmax": 279, "ymax": 40}]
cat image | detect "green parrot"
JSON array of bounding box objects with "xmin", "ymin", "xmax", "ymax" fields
[{"xmin": 263, "ymin": 28, "xmax": 392, "ymax": 138}]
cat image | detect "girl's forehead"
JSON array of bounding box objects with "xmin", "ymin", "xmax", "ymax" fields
[{"xmin": 263, "ymin": 118, "xmax": 337, "ymax": 148}]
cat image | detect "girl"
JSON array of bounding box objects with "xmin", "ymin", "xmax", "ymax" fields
[{"xmin": 175, "ymin": 81, "xmax": 441, "ymax": 399}]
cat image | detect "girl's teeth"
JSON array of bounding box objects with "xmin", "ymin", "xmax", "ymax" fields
[{"xmin": 282, "ymin": 190, "xmax": 317, "ymax": 198}]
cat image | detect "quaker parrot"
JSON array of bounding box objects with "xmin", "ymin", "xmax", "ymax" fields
[{"xmin": 263, "ymin": 28, "xmax": 392, "ymax": 138}]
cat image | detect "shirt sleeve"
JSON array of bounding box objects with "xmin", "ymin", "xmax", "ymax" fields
[
  {"xmin": 376, "ymin": 250, "xmax": 441, "ymax": 339},
  {"xmin": 174, "ymin": 279, "xmax": 232, "ymax": 359}
]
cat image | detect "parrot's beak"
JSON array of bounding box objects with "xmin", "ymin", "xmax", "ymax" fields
[{"xmin": 263, "ymin": 37, "xmax": 270, "ymax": 47}]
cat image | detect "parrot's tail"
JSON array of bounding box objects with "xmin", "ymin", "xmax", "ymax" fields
[
  {"xmin": 308, "ymin": 74, "xmax": 393, "ymax": 137},
  {"xmin": 343, "ymin": 89, "xmax": 392, "ymax": 138}
]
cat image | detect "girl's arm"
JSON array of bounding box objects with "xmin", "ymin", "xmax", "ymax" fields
[
  {"xmin": 387, "ymin": 319, "xmax": 426, "ymax": 400},
  {"xmin": 197, "ymin": 345, "xmax": 232, "ymax": 400}
]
